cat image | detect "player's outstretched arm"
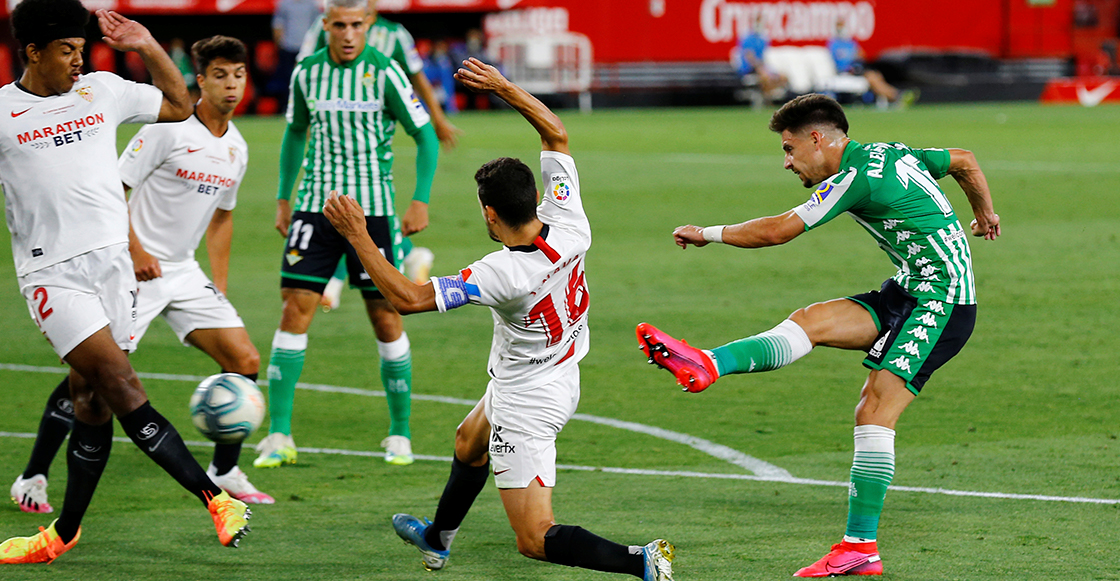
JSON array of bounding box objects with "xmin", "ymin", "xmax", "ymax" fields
[
  {"xmin": 947, "ymin": 148, "xmax": 1000, "ymax": 240},
  {"xmin": 96, "ymin": 10, "xmax": 191, "ymax": 122},
  {"xmin": 206, "ymin": 209, "xmax": 233, "ymax": 293},
  {"xmin": 323, "ymin": 192, "xmax": 437, "ymax": 314},
  {"xmin": 455, "ymin": 58, "xmax": 568, "ymax": 154},
  {"xmin": 672, "ymin": 210, "xmax": 805, "ymax": 249}
]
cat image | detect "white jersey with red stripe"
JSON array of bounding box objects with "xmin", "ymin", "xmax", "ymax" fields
[
  {"xmin": 0, "ymin": 72, "xmax": 162, "ymax": 276},
  {"xmin": 432, "ymin": 151, "xmax": 590, "ymax": 391}
]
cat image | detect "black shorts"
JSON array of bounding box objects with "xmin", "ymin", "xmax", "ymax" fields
[
  {"xmin": 848, "ymin": 279, "xmax": 976, "ymax": 395},
  {"xmin": 279, "ymin": 211, "xmax": 403, "ymax": 300}
]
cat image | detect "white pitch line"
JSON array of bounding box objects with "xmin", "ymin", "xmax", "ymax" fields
[
  {"xmin": 0, "ymin": 430, "xmax": 1115, "ymax": 505},
  {"xmin": 0, "ymin": 363, "xmax": 790, "ymax": 479}
]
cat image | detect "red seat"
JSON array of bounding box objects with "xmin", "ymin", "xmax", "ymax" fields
[
  {"xmin": 254, "ymin": 40, "xmax": 278, "ymax": 76},
  {"xmin": 90, "ymin": 43, "xmax": 116, "ymax": 73}
]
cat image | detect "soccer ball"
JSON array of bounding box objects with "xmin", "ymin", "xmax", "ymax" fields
[{"xmin": 189, "ymin": 373, "xmax": 265, "ymax": 444}]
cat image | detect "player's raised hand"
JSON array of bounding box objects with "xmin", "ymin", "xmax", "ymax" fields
[
  {"xmin": 455, "ymin": 58, "xmax": 507, "ymax": 94},
  {"xmin": 324, "ymin": 191, "xmax": 370, "ymax": 242},
  {"xmin": 96, "ymin": 10, "xmax": 157, "ymax": 52},
  {"xmin": 673, "ymin": 225, "xmax": 709, "ymax": 249},
  {"xmin": 970, "ymin": 213, "xmax": 1000, "ymax": 240}
]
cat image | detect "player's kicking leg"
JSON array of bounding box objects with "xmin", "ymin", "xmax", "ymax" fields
[
  {"xmin": 2, "ymin": 329, "xmax": 249, "ymax": 563},
  {"xmin": 187, "ymin": 328, "xmax": 273, "ymax": 504}
]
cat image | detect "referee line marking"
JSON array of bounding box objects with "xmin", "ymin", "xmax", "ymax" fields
[
  {"xmin": 0, "ymin": 363, "xmax": 790, "ymax": 479},
  {"xmin": 0, "ymin": 430, "xmax": 1114, "ymax": 505}
]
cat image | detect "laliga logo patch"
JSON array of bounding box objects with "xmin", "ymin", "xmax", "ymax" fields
[
  {"xmin": 552, "ymin": 181, "xmax": 571, "ymax": 202},
  {"xmin": 131, "ymin": 138, "xmax": 144, "ymax": 153},
  {"xmin": 811, "ymin": 182, "xmax": 833, "ymax": 204},
  {"xmin": 77, "ymin": 86, "xmax": 93, "ymax": 103}
]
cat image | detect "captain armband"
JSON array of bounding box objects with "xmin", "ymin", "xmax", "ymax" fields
[{"xmin": 432, "ymin": 274, "xmax": 471, "ymax": 312}]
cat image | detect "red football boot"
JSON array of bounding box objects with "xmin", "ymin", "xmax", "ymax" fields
[
  {"xmin": 793, "ymin": 542, "xmax": 883, "ymax": 577},
  {"xmin": 636, "ymin": 322, "xmax": 719, "ymax": 393}
]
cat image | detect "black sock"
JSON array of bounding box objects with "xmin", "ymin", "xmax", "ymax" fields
[
  {"xmin": 210, "ymin": 371, "xmax": 256, "ymax": 476},
  {"xmin": 211, "ymin": 443, "xmax": 241, "ymax": 476},
  {"xmin": 424, "ymin": 456, "xmax": 490, "ymax": 551},
  {"xmin": 543, "ymin": 524, "xmax": 645, "ymax": 577},
  {"xmin": 118, "ymin": 401, "xmax": 222, "ymax": 505},
  {"xmin": 55, "ymin": 419, "xmax": 113, "ymax": 544},
  {"xmin": 23, "ymin": 377, "xmax": 75, "ymax": 479}
]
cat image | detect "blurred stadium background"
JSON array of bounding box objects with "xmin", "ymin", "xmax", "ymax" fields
[{"xmin": 0, "ymin": 0, "xmax": 1118, "ymax": 111}]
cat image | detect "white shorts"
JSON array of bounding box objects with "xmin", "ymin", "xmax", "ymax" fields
[
  {"xmin": 484, "ymin": 368, "xmax": 580, "ymax": 489},
  {"xmin": 134, "ymin": 260, "xmax": 244, "ymax": 347},
  {"xmin": 18, "ymin": 243, "xmax": 137, "ymax": 358}
]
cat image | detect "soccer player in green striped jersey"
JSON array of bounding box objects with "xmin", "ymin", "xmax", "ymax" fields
[
  {"xmin": 256, "ymin": 0, "xmax": 439, "ymax": 469},
  {"xmin": 637, "ymin": 94, "xmax": 1000, "ymax": 577},
  {"xmin": 297, "ymin": 0, "xmax": 460, "ymax": 147}
]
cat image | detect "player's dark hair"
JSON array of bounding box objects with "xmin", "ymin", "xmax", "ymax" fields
[
  {"xmin": 191, "ymin": 36, "xmax": 248, "ymax": 75},
  {"xmin": 475, "ymin": 157, "xmax": 538, "ymax": 229},
  {"xmin": 10, "ymin": 0, "xmax": 90, "ymax": 62},
  {"xmin": 769, "ymin": 93, "xmax": 849, "ymax": 135}
]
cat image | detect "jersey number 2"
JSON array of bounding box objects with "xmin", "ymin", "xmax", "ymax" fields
[
  {"xmin": 525, "ymin": 260, "xmax": 589, "ymax": 347},
  {"xmin": 33, "ymin": 287, "xmax": 53, "ymax": 321}
]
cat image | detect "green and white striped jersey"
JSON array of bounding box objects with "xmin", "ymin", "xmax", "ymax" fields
[
  {"xmin": 286, "ymin": 45, "xmax": 431, "ymax": 216},
  {"xmin": 792, "ymin": 140, "xmax": 977, "ymax": 305},
  {"xmin": 298, "ymin": 16, "xmax": 424, "ymax": 76}
]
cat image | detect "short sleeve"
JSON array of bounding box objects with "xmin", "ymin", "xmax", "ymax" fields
[
  {"xmin": 285, "ymin": 64, "xmax": 310, "ymax": 129},
  {"xmin": 537, "ymin": 151, "xmax": 589, "ymax": 232},
  {"xmin": 395, "ymin": 26, "xmax": 425, "ymax": 76},
  {"xmin": 913, "ymin": 148, "xmax": 951, "ymax": 180},
  {"xmin": 92, "ymin": 72, "xmax": 162, "ymax": 125},
  {"xmin": 118, "ymin": 125, "xmax": 172, "ymax": 189},
  {"xmin": 792, "ymin": 168, "xmax": 866, "ymax": 231},
  {"xmin": 382, "ymin": 61, "xmax": 431, "ymax": 134}
]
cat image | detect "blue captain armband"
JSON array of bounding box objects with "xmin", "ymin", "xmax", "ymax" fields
[{"xmin": 433, "ymin": 274, "xmax": 471, "ymax": 312}]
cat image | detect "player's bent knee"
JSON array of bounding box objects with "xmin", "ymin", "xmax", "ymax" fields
[{"xmin": 515, "ymin": 532, "xmax": 547, "ymax": 560}]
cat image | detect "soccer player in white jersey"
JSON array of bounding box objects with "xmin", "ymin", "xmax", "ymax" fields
[
  {"xmin": 9, "ymin": 36, "xmax": 273, "ymax": 514},
  {"xmin": 0, "ymin": 1, "xmax": 251, "ymax": 564},
  {"xmin": 322, "ymin": 58, "xmax": 675, "ymax": 581}
]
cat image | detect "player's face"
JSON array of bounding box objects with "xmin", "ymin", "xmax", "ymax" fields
[
  {"xmin": 781, "ymin": 128, "xmax": 828, "ymax": 188},
  {"xmin": 29, "ymin": 38, "xmax": 85, "ymax": 95},
  {"xmin": 198, "ymin": 58, "xmax": 247, "ymax": 114},
  {"xmin": 479, "ymin": 199, "xmax": 501, "ymax": 242},
  {"xmin": 324, "ymin": 6, "xmax": 372, "ymax": 64}
]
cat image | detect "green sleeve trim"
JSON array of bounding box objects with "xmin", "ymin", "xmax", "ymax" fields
[
  {"xmin": 277, "ymin": 125, "xmax": 308, "ymax": 201},
  {"xmin": 411, "ymin": 123, "xmax": 438, "ymax": 204}
]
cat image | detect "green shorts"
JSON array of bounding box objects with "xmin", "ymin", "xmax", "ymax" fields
[{"xmin": 848, "ymin": 279, "xmax": 976, "ymax": 395}]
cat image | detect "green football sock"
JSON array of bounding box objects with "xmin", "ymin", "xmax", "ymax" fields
[
  {"xmin": 710, "ymin": 319, "xmax": 813, "ymax": 376},
  {"xmin": 266, "ymin": 331, "xmax": 307, "ymax": 436},
  {"xmin": 331, "ymin": 257, "xmax": 347, "ymax": 281},
  {"xmin": 379, "ymin": 333, "xmax": 412, "ymax": 439},
  {"xmin": 845, "ymin": 425, "xmax": 896, "ymax": 542}
]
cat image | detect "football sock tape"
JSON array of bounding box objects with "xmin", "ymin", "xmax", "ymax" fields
[{"xmin": 846, "ymin": 424, "xmax": 896, "ymax": 542}]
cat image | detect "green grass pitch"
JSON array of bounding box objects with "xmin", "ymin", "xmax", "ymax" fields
[{"xmin": 0, "ymin": 102, "xmax": 1118, "ymax": 580}]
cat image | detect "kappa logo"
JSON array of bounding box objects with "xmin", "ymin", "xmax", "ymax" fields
[
  {"xmin": 900, "ymin": 340, "xmax": 922, "ymax": 357},
  {"xmin": 285, "ymin": 251, "xmax": 303, "ymax": 265},
  {"xmin": 888, "ymin": 355, "xmax": 912, "ymax": 373},
  {"xmin": 923, "ymin": 300, "xmax": 945, "ymax": 315},
  {"xmin": 919, "ymin": 265, "xmax": 939, "ymax": 278},
  {"xmin": 895, "ymin": 230, "xmax": 914, "ymax": 244},
  {"xmin": 915, "ymin": 281, "xmax": 934, "ymax": 293},
  {"xmin": 882, "ymin": 219, "xmax": 902, "ymax": 230},
  {"xmin": 137, "ymin": 422, "xmax": 159, "ymax": 440},
  {"xmin": 905, "ymin": 242, "xmax": 925, "ymax": 258},
  {"xmin": 914, "ymin": 257, "xmax": 932, "ymax": 267},
  {"xmin": 916, "ymin": 312, "xmax": 939, "ymax": 327},
  {"xmin": 907, "ymin": 326, "xmax": 930, "ymax": 343}
]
